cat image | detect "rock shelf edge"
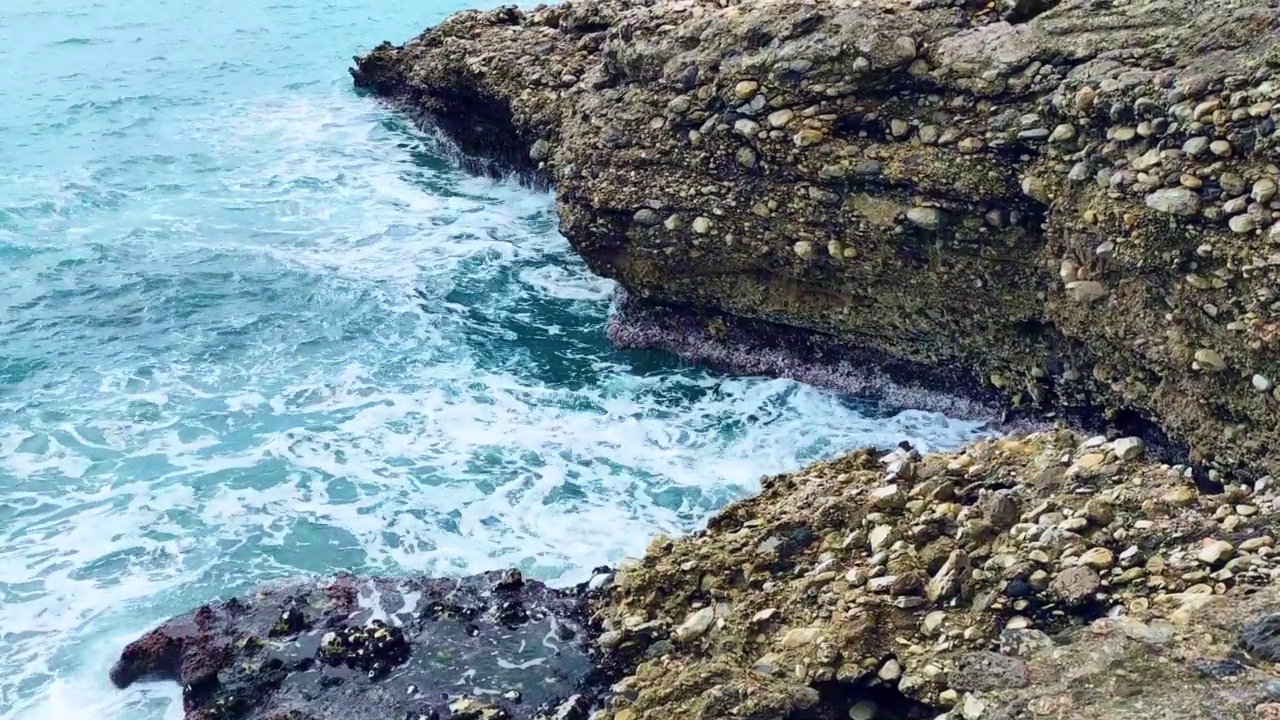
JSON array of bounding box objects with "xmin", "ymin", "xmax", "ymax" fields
[{"xmin": 349, "ymin": 0, "xmax": 1280, "ymax": 482}]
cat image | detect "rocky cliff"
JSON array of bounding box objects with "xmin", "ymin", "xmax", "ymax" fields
[{"xmin": 350, "ymin": 0, "xmax": 1280, "ymax": 479}]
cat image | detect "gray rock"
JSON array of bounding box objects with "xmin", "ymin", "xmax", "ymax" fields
[
  {"xmin": 950, "ymin": 651, "xmax": 1030, "ymax": 692},
  {"xmin": 1145, "ymin": 187, "xmax": 1200, "ymax": 215}
]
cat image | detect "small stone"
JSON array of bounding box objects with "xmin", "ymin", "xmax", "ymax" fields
[
  {"xmin": 1254, "ymin": 374, "xmax": 1274, "ymax": 392},
  {"xmin": 1049, "ymin": 123, "xmax": 1076, "ymax": 142},
  {"xmin": 890, "ymin": 118, "xmax": 909, "ymax": 137},
  {"xmin": 927, "ymin": 549, "xmax": 970, "ymax": 604},
  {"xmin": 793, "ymin": 129, "xmax": 824, "ymax": 147},
  {"xmin": 632, "ymin": 209, "xmax": 660, "ymax": 226},
  {"xmin": 1112, "ymin": 436, "xmax": 1145, "ymax": 461},
  {"xmin": 869, "ymin": 525, "xmax": 895, "ymax": 552},
  {"xmin": 1254, "ymin": 178, "xmax": 1278, "ymax": 204},
  {"xmin": 1113, "ymin": 127, "xmax": 1136, "ymax": 141},
  {"xmin": 1229, "ymin": 214, "xmax": 1256, "ymax": 234},
  {"xmin": 733, "ymin": 118, "xmax": 760, "ymax": 138},
  {"xmin": 767, "ymin": 108, "xmax": 794, "ymax": 128},
  {"xmin": 1050, "ymin": 566, "xmax": 1101, "ymax": 605},
  {"xmin": 906, "ymin": 206, "xmax": 946, "ymax": 230},
  {"xmin": 1074, "ymin": 86, "xmax": 1096, "ymax": 110},
  {"xmin": 673, "ymin": 606, "xmax": 715, "ymax": 641},
  {"xmin": 923, "ymin": 610, "xmax": 947, "ymax": 634},
  {"xmin": 1198, "ymin": 540, "xmax": 1234, "ymax": 566},
  {"xmin": 1146, "ymin": 187, "xmax": 1200, "ymax": 215},
  {"xmin": 691, "ymin": 216, "xmax": 711, "ymax": 234},
  {"xmin": 1074, "ymin": 453, "xmax": 1107, "ymax": 471},
  {"xmin": 793, "ymin": 241, "xmax": 814, "ymax": 260},
  {"xmin": 736, "ymin": 146, "xmax": 758, "ymax": 168},
  {"xmin": 1021, "ymin": 175, "xmax": 1049, "ymax": 203},
  {"xmin": 529, "ymin": 139, "xmax": 553, "ymax": 162},
  {"xmin": 780, "ymin": 627, "xmax": 822, "ymax": 647},
  {"xmin": 893, "ymin": 36, "xmax": 917, "ymax": 61},
  {"xmin": 957, "ymin": 136, "xmax": 985, "ymax": 154},
  {"xmin": 1210, "ymin": 139, "xmax": 1233, "ymax": 156},
  {"xmin": 1183, "ymin": 136, "xmax": 1209, "ymax": 156},
  {"xmin": 1163, "ymin": 486, "xmax": 1197, "ymax": 506},
  {"xmin": 849, "ymin": 700, "xmax": 877, "ymax": 720},
  {"xmin": 1065, "ymin": 280, "xmax": 1106, "ymax": 303},
  {"xmin": 962, "ymin": 694, "xmax": 987, "ymax": 720},
  {"xmin": 1078, "ymin": 547, "xmax": 1115, "ymax": 570},
  {"xmin": 878, "ymin": 658, "xmax": 902, "ymax": 681},
  {"xmin": 733, "ymin": 80, "xmax": 759, "ymax": 100},
  {"xmin": 1194, "ymin": 348, "xmax": 1226, "ymax": 371}
]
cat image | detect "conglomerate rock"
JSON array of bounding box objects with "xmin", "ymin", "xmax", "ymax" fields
[
  {"xmin": 587, "ymin": 431, "xmax": 1280, "ymax": 719},
  {"xmin": 350, "ymin": 0, "xmax": 1280, "ymax": 477}
]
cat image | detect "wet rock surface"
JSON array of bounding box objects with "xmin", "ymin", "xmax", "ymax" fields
[
  {"xmin": 351, "ymin": 0, "xmax": 1280, "ymax": 479},
  {"xmin": 110, "ymin": 570, "xmax": 603, "ymax": 720}
]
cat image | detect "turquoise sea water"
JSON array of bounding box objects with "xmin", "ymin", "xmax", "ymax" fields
[{"xmin": 0, "ymin": 2, "xmax": 990, "ymax": 718}]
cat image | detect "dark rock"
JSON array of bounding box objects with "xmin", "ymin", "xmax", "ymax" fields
[
  {"xmin": 1242, "ymin": 613, "xmax": 1280, "ymax": 661},
  {"xmin": 110, "ymin": 570, "xmax": 598, "ymax": 720}
]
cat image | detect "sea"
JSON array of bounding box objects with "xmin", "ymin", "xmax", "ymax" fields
[{"xmin": 0, "ymin": 1, "xmax": 990, "ymax": 717}]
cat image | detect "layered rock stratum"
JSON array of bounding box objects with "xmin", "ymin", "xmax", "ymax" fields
[
  {"xmin": 107, "ymin": 1, "xmax": 1280, "ymax": 718},
  {"xmin": 351, "ymin": 0, "xmax": 1280, "ymax": 478}
]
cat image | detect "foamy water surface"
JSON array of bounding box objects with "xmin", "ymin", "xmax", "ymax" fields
[{"xmin": 0, "ymin": 1, "xmax": 991, "ymax": 718}]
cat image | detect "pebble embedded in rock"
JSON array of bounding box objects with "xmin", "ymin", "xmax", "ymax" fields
[
  {"xmin": 961, "ymin": 693, "xmax": 987, "ymax": 720},
  {"xmin": 893, "ymin": 36, "xmax": 917, "ymax": 61},
  {"xmin": 733, "ymin": 118, "xmax": 760, "ymax": 138},
  {"xmin": 906, "ymin": 206, "xmax": 945, "ymax": 230},
  {"xmin": 1198, "ymin": 540, "xmax": 1234, "ymax": 566},
  {"xmin": 1065, "ymin": 280, "xmax": 1106, "ymax": 304},
  {"xmin": 1228, "ymin": 214, "xmax": 1256, "ymax": 233},
  {"xmin": 1254, "ymin": 178, "xmax": 1278, "ymax": 204},
  {"xmin": 1254, "ymin": 374, "xmax": 1274, "ymax": 392},
  {"xmin": 1182, "ymin": 136, "xmax": 1209, "ymax": 156},
  {"xmin": 673, "ymin": 606, "xmax": 715, "ymax": 641},
  {"xmin": 793, "ymin": 241, "xmax": 814, "ymax": 259},
  {"xmin": 767, "ymin": 108, "xmax": 794, "ymax": 128},
  {"xmin": 1194, "ymin": 348, "xmax": 1226, "ymax": 371},
  {"xmin": 1112, "ymin": 437, "xmax": 1145, "ymax": 461},
  {"xmin": 849, "ymin": 700, "xmax": 877, "ymax": 720},
  {"xmin": 1078, "ymin": 547, "xmax": 1115, "ymax": 570},
  {"xmin": 1020, "ymin": 175, "xmax": 1050, "ymax": 204},
  {"xmin": 1145, "ymin": 187, "xmax": 1200, "ymax": 215},
  {"xmin": 1049, "ymin": 123, "xmax": 1076, "ymax": 142},
  {"xmin": 692, "ymin": 216, "xmax": 711, "ymax": 234},
  {"xmin": 1049, "ymin": 566, "xmax": 1101, "ymax": 605},
  {"xmin": 633, "ymin": 209, "xmax": 660, "ymax": 226},
  {"xmin": 780, "ymin": 626, "xmax": 822, "ymax": 647}
]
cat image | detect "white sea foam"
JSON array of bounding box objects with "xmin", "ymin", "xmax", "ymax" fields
[{"xmin": 0, "ymin": 91, "xmax": 991, "ymax": 720}]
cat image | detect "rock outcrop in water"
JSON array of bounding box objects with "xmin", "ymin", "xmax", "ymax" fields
[
  {"xmin": 109, "ymin": 570, "xmax": 607, "ymax": 720},
  {"xmin": 350, "ymin": 0, "xmax": 1280, "ymax": 479}
]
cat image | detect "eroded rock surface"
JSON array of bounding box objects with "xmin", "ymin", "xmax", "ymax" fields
[
  {"xmin": 110, "ymin": 570, "xmax": 603, "ymax": 720},
  {"xmin": 351, "ymin": 0, "xmax": 1280, "ymax": 476},
  {"xmin": 590, "ymin": 431, "xmax": 1280, "ymax": 719}
]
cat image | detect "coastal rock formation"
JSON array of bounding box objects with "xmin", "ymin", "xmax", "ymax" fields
[
  {"xmin": 113, "ymin": 433, "xmax": 1280, "ymax": 719},
  {"xmin": 591, "ymin": 431, "xmax": 1280, "ymax": 719},
  {"xmin": 109, "ymin": 570, "xmax": 606, "ymax": 720},
  {"xmin": 350, "ymin": 0, "xmax": 1280, "ymax": 476}
]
